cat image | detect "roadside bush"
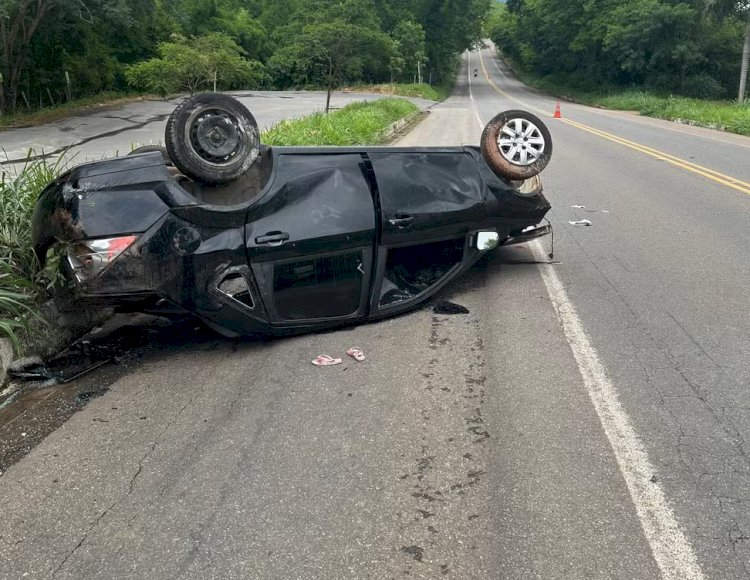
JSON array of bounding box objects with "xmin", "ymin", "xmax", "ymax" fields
[
  {"xmin": 678, "ymin": 74, "xmax": 726, "ymax": 101},
  {"xmin": 125, "ymin": 33, "xmax": 264, "ymax": 95},
  {"xmin": 0, "ymin": 157, "xmax": 61, "ymax": 351},
  {"xmin": 262, "ymin": 98, "xmax": 419, "ymax": 146}
]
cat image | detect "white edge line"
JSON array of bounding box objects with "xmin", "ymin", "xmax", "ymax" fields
[
  {"xmin": 475, "ymin": 111, "xmax": 484, "ymax": 131},
  {"xmin": 468, "ymin": 51, "xmax": 474, "ymax": 103},
  {"xmin": 468, "ymin": 50, "xmax": 483, "ymax": 130},
  {"xmin": 530, "ymin": 240, "xmax": 704, "ymax": 580}
]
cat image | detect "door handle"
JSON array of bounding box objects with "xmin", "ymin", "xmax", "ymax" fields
[
  {"xmin": 255, "ymin": 232, "xmax": 290, "ymax": 246},
  {"xmin": 388, "ymin": 215, "xmax": 415, "ymax": 228}
]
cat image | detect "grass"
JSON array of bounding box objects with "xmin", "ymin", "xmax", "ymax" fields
[
  {"xmin": 594, "ymin": 93, "xmax": 750, "ymax": 136},
  {"xmin": 506, "ymin": 61, "xmax": 750, "ymax": 137},
  {"xmin": 0, "ymin": 91, "xmax": 155, "ymax": 130},
  {"xmin": 262, "ymin": 98, "xmax": 421, "ymax": 146},
  {"xmin": 0, "ymin": 157, "xmax": 63, "ymax": 353},
  {"xmin": 345, "ymin": 83, "xmax": 450, "ymax": 102}
]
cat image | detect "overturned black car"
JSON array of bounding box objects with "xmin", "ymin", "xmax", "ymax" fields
[{"xmin": 32, "ymin": 94, "xmax": 553, "ymax": 337}]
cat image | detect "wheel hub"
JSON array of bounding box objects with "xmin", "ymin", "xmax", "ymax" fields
[
  {"xmin": 189, "ymin": 108, "xmax": 246, "ymax": 164},
  {"xmin": 496, "ymin": 118, "xmax": 546, "ymax": 166}
]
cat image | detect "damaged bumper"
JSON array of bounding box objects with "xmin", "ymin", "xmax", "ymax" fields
[{"xmin": 503, "ymin": 223, "xmax": 551, "ymax": 246}]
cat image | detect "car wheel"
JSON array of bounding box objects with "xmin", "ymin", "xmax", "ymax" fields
[
  {"xmin": 128, "ymin": 145, "xmax": 173, "ymax": 166},
  {"xmin": 481, "ymin": 110, "xmax": 552, "ymax": 180},
  {"xmin": 165, "ymin": 93, "xmax": 260, "ymax": 185}
]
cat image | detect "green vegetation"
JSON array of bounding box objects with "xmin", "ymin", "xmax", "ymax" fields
[
  {"xmin": 0, "ymin": 158, "xmax": 61, "ymax": 352},
  {"xmin": 508, "ymin": 58, "xmax": 750, "ymax": 136},
  {"xmin": 1, "ymin": 0, "xmax": 492, "ymax": 118},
  {"xmin": 125, "ymin": 33, "xmax": 263, "ymax": 95},
  {"xmin": 262, "ymin": 98, "xmax": 420, "ymax": 146},
  {"xmin": 487, "ymin": 0, "xmax": 750, "ymax": 103},
  {"xmin": 346, "ymin": 83, "xmax": 450, "ymax": 101}
]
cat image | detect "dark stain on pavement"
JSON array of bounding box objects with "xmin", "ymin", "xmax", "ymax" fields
[{"xmin": 402, "ymin": 545, "xmax": 424, "ymax": 562}]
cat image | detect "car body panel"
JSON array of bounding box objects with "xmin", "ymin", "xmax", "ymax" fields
[
  {"xmin": 369, "ymin": 149, "xmax": 488, "ymax": 247},
  {"xmin": 32, "ymin": 146, "xmax": 551, "ymax": 337}
]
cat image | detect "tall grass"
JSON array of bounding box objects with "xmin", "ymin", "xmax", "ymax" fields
[
  {"xmin": 0, "ymin": 156, "xmax": 62, "ymax": 352},
  {"xmin": 263, "ymin": 98, "xmax": 420, "ymax": 146},
  {"xmin": 596, "ymin": 92, "xmax": 750, "ymax": 136}
]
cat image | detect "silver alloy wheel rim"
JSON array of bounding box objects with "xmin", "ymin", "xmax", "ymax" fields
[{"xmin": 496, "ymin": 118, "xmax": 546, "ymax": 166}]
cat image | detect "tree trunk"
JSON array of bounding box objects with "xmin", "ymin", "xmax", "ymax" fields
[
  {"xmin": 325, "ymin": 82, "xmax": 333, "ymax": 113},
  {"xmin": 1, "ymin": 0, "xmax": 53, "ymax": 113},
  {"xmin": 739, "ymin": 17, "xmax": 750, "ymax": 102}
]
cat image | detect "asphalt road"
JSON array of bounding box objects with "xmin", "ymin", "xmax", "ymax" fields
[
  {"xmin": 1, "ymin": 47, "xmax": 750, "ymax": 579},
  {"xmin": 0, "ymin": 90, "xmax": 435, "ymax": 173}
]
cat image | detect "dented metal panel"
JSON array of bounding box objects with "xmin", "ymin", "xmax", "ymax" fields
[{"xmin": 32, "ymin": 146, "xmax": 551, "ymax": 337}]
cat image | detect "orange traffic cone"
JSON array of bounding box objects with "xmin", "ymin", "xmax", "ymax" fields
[{"xmin": 553, "ymin": 102, "xmax": 562, "ymax": 119}]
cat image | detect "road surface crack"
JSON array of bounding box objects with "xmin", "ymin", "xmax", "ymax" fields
[
  {"xmin": 49, "ymin": 352, "xmax": 229, "ymax": 576},
  {"xmin": 50, "ymin": 500, "xmax": 117, "ymax": 578},
  {"xmin": 1, "ymin": 114, "xmax": 171, "ymax": 166}
]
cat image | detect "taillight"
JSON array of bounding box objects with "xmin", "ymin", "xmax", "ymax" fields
[{"xmin": 67, "ymin": 235, "xmax": 137, "ymax": 282}]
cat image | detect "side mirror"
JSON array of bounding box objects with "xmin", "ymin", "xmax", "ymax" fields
[{"xmin": 476, "ymin": 231, "xmax": 500, "ymax": 251}]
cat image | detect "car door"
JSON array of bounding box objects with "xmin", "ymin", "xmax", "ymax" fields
[
  {"xmin": 367, "ymin": 149, "xmax": 488, "ymax": 314},
  {"xmin": 245, "ymin": 152, "xmax": 375, "ymax": 326},
  {"xmin": 367, "ymin": 149, "xmax": 488, "ymax": 247}
]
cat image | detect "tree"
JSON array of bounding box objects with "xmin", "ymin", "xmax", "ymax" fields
[
  {"xmin": 0, "ymin": 0, "xmax": 89, "ymax": 112},
  {"xmin": 414, "ymin": 0, "xmax": 491, "ymax": 83},
  {"xmin": 700, "ymin": 0, "xmax": 750, "ymax": 100},
  {"xmin": 603, "ymin": 0, "xmax": 702, "ymax": 87},
  {"xmin": 491, "ymin": 0, "xmax": 747, "ymax": 100},
  {"xmin": 392, "ymin": 20, "xmax": 427, "ymax": 83},
  {"xmin": 2, "ymin": 0, "xmax": 501, "ymax": 116},
  {"xmin": 293, "ymin": 21, "xmax": 392, "ymax": 112},
  {"xmin": 742, "ymin": 15, "xmax": 750, "ymax": 100},
  {"xmin": 125, "ymin": 32, "xmax": 263, "ymax": 95}
]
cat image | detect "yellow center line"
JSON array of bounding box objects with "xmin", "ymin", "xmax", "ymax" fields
[
  {"xmin": 477, "ymin": 49, "xmax": 750, "ymax": 197},
  {"xmin": 560, "ymin": 119, "xmax": 750, "ymax": 196},
  {"xmin": 478, "ymin": 52, "xmax": 549, "ymax": 117}
]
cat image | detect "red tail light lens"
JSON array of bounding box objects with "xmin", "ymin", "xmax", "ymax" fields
[{"xmin": 67, "ymin": 235, "xmax": 137, "ymax": 282}]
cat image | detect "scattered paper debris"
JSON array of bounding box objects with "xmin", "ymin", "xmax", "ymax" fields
[
  {"xmin": 572, "ymin": 205, "xmax": 609, "ymax": 213},
  {"xmin": 569, "ymin": 219, "xmax": 593, "ymax": 227}
]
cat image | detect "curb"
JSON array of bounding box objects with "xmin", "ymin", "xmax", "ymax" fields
[
  {"xmin": 0, "ymin": 304, "xmax": 110, "ymax": 387},
  {"xmin": 0, "ymin": 337, "xmax": 13, "ymax": 387},
  {"xmin": 381, "ymin": 111, "xmax": 425, "ymax": 142}
]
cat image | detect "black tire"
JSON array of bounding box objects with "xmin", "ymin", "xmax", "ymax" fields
[
  {"xmin": 480, "ymin": 110, "xmax": 552, "ymax": 181},
  {"xmin": 165, "ymin": 93, "xmax": 260, "ymax": 185},
  {"xmin": 128, "ymin": 145, "xmax": 173, "ymax": 166}
]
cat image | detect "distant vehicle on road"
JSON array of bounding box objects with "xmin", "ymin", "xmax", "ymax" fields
[{"xmin": 32, "ymin": 94, "xmax": 553, "ymax": 337}]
